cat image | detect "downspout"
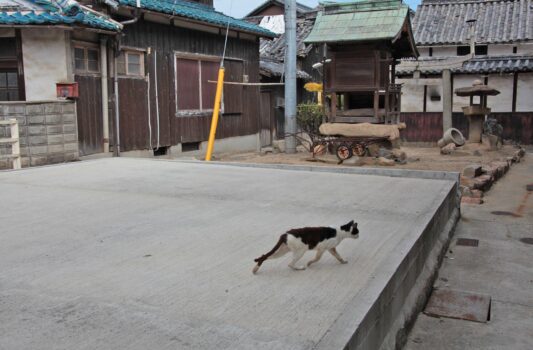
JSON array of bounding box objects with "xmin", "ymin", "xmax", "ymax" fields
[
  {"xmin": 113, "ymin": 42, "xmax": 121, "ymax": 156},
  {"xmin": 100, "ymin": 37, "xmax": 110, "ymax": 153}
]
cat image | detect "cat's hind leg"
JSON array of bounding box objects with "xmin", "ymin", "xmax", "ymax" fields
[
  {"xmin": 288, "ymin": 248, "xmax": 307, "ymax": 271},
  {"xmin": 328, "ymin": 248, "xmax": 347, "ymax": 264},
  {"xmin": 253, "ymin": 243, "xmax": 289, "ymax": 274},
  {"xmin": 307, "ymin": 249, "xmax": 325, "ymax": 267}
]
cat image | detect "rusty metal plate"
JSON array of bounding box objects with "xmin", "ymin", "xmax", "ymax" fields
[
  {"xmin": 526, "ymin": 184, "xmax": 533, "ymax": 192},
  {"xmin": 424, "ymin": 289, "xmax": 491, "ymax": 323},
  {"xmin": 456, "ymin": 238, "xmax": 479, "ymax": 247}
]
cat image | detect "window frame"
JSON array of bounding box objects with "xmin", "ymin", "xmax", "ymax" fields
[
  {"xmin": 174, "ymin": 52, "xmax": 244, "ymax": 117},
  {"xmin": 118, "ymin": 49, "xmax": 145, "ymax": 77},
  {"xmin": 0, "ymin": 32, "xmax": 25, "ymax": 101},
  {"xmin": 73, "ymin": 43, "xmax": 100, "ymax": 75}
]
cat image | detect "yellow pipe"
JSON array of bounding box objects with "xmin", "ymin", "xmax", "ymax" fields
[{"xmin": 205, "ymin": 67, "xmax": 225, "ymax": 161}]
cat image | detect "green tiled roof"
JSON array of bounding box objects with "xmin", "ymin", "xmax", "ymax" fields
[
  {"xmin": 118, "ymin": 0, "xmax": 276, "ymax": 37},
  {"xmin": 304, "ymin": 0, "xmax": 410, "ymax": 44}
]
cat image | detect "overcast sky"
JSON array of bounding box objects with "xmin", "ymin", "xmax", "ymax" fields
[{"xmin": 214, "ymin": 0, "xmax": 422, "ymax": 18}]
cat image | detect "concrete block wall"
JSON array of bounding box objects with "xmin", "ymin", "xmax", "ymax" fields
[{"xmin": 0, "ymin": 101, "xmax": 79, "ymax": 169}]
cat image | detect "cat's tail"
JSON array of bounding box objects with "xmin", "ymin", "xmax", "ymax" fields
[{"xmin": 253, "ymin": 233, "xmax": 288, "ymax": 274}]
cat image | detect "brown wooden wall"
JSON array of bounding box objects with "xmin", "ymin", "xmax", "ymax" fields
[
  {"xmin": 400, "ymin": 112, "xmax": 533, "ymax": 144},
  {"xmin": 117, "ymin": 20, "xmax": 260, "ymax": 152},
  {"xmin": 76, "ymin": 75, "xmax": 103, "ymax": 156}
]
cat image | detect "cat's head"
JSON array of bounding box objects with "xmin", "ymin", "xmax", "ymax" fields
[{"xmin": 340, "ymin": 220, "xmax": 359, "ymax": 238}]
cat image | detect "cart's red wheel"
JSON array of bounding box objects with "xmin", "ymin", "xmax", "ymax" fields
[
  {"xmin": 352, "ymin": 143, "xmax": 367, "ymax": 157},
  {"xmin": 336, "ymin": 144, "xmax": 353, "ymax": 161}
]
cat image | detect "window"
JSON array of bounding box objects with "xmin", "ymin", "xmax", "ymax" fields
[
  {"xmin": 475, "ymin": 45, "xmax": 487, "ymax": 55},
  {"xmin": 428, "ymin": 47, "xmax": 433, "ymax": 57},
  {"xmin": 0, "ymin": 37, "xmax": 23, "ymax": 101},
  {"xmin": 117, "ymin": 50, "xmax": 145, "ymax": 76},
  {"xmin": 0, "ymin": 70, "xmax": 19, "ymax": 101},
  {"xmin": 457, "ymin": 46, "xmax": 470, "ymax": 56},
  {"xmin": 74, "ymin": 45, "xmax": 99, "ymax": 73},
  {"xmin": 175, "ymin": 56, "xmax": 243, "ymax": 115}
]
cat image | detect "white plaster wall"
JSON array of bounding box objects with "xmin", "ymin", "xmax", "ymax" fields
[
  {"xmin": 517, "ymin": 43, "xmax": 533, "ymax": 54},
  {"xmin": 21, "ymin": 29, "xmax": 69, "ymax": 101},
  {"xmin": 452, "ymin": 75, "xmax": 485, "ymax": 112},
  {"xmin": 488, "ymin": 44, "xmax": 514, "ymax": 55},
  {"xmin": 516, "ymin": 72, "xmax": 533, "ymax": 112},
  {"xmin": 417, "ymin": 47, "xmax": 430, "ymax": 57},
  {"xmin": 426, "ymin": 84, "xmax": 444, "ymax": 112},
  {"xmin": 431, "ymin": 46, "xmax": 457, "ymax": 57},
  {"xmin": 486, "ymin": 75, "xmax": 513, "ymax": 112},
  {"xmin": 400, "ymin": 83, "xmax": 424, "ymax": 112}
]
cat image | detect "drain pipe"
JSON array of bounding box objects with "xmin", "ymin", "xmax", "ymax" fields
[
  {"xmin": 113, "ymin": 41, "xmax": 121, "ymax": 157},
  {"xmin": 466, "ymin": 19, "xmax": 477, "ymax": 56},
  {"xmin": 100, "ymin": 37, "xmax": 110, "ymax": 153}
]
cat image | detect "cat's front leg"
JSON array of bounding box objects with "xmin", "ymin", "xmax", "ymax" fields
[
  {"xmin": 288, "ymin": 249, "xmax": 307, "ymax": 271},
  {"xmin": 329, "ymin": 248, "xmax": 348, "ymax": 264}
]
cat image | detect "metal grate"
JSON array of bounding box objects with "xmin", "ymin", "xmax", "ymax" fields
[
  {"xmin": 424, "ymin": 289, "xmax": 491, "ymax": 323},
  {"xmin": 456, "ymin": 238, "xmax": 479, "ymax": 247}
]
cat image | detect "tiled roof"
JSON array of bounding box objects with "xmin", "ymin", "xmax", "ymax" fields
[
  {"xmin": 413, "ymin": 0, "xmax": 533, "ymax": 45},
  {"xmin": 396, "ymin": 55, "xmax": 533, "ymax": 75},
  {"xmin": 260, "ymin": 58, "xmax": 312, "ymax": 80},
  {"xmin": 304, "ymin": 0, "xmax": 410, "ymax": 44},
  {"xmin": 245, "ymin": 0, "xmax": 313, "ymax": 18},
  {"xmin": 0, "ymin": 0, "xmax": 121, "ymax": 30},
  {"xmin": 117, "ymin": 0, "xmax": 276, "ymax": 37},
  {"xmin": 259, "ymin": 16, "xmax": 316, "ymax": 61}
]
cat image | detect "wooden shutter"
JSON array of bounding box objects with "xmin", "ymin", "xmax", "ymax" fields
[
  {"xmin": 201, "ymin": 60, "xmax": 219, "ymax": 110},
  {"xmin": 176, "ymin": 58, "xmax": 200, "ymax": 110}
]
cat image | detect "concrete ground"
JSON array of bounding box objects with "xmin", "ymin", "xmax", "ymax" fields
[
  {"xmin": 0, "ymin": 158, "xmax": 456, "ymax": 350},
  {"xmin": 405, "ymin": 154, "xmax": 533, "ymax": 350}
]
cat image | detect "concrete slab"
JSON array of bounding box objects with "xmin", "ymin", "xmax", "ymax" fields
[{"xmin": 0, "ymin": 158, "xmax": 459, "ymax": 350}]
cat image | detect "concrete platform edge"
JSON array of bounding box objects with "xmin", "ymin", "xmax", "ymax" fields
[
  {"xmin": 313, "ymin": 181, "xmax": 461, "ymax": 350},
  {"xmin": 171, "ymin": 159, "xmax": 461, "ymax": 183}
]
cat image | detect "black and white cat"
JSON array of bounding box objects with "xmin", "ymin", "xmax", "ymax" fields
[{"xmin": 253, "ymin": 220, "xmax": 359, "ymax": 274}]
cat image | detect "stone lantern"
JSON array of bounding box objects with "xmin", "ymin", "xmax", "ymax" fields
[{"xmin": 454, "ymin": 80, "xmax": 500, "ymax": 143}]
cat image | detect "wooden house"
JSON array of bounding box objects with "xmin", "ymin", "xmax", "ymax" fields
[
  {"xmin": 0, "ymin": 0, "xmax": 275, "ymax": 169},
  {"xmin": 304, "ymin": 0, "xmax": 418, "ymax": 124}
]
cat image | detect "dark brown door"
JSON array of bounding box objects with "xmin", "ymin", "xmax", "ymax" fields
[
  {"xmin": 75, "ymin": 75, "xmax": 103, "ymax": 156},
  {"xmin": 259, "ymin": 91, "xmax": 272, "ymax": 147}
]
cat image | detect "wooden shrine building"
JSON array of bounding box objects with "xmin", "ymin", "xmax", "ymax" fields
[{"xmin": 304, "ymin": 0, "xmax": 418, "ymax": 124}]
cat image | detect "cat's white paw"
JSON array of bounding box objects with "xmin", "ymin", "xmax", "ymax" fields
[
  {"xmin": 290, "ymin": 265, "xmax": 306, "ymax": 271},
  {"xmin": 340, "ymin": 260, "xmax": 348, "ymax": 264}
]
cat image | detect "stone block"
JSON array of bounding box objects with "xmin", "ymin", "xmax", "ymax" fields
[
  {"xmin": 375, "ymin": 157, "xmax": 395, "ymax": 166},
  {"xmin": 48, "ymin": 144, "xmax": 64, "ymax": 154},
  {"xmin": 63, "ymin": 124, "xmax": 77, "ymax": 134},
  {"xmin": 47, "ymin": 125, "xmax": 63, "ymax": 135},
  {"xmin": 44, "ymin": 103, "xmax": 62, "ymax": 114},
  {"xmin": 21, "ymin": 157, "xmax": 30, "ymax": 168},
  {"xmin": 28, "ymin": 126, "xmax": 46, "ymax": 136},
  {"xmin": 462, "ymin": 164, "xmax": 482, "ymax": 178},
  {"xmin": 45, "ymin": 114, "xmax": 62, "ymax": 124},
  {"xmin": 62, "ymin": 103, "xmax": 76, "ymax": 114},
  {"xmin": 47, "ymin": 153, "xmax": 65, "ymax": 164},
  {"xmin": 30, "ymin": 145, "xmax": 48, "ymax": 155},
  {"xmin": 440, "ymin": 143, "xmax": 456, "ymax": 155},
  {"xmin": 29, "ymin": 115, "xmax": 45, "ymax": 125},
  {"xmin": 64, "ymin": 142, "xmax": 79, "ymax": 152},
  {"xmin": 461, "ymin": 197, "xmax": 483, "ymax": 205},
  {"xmin": 30, "ymin": 155, "xmax": 48, "ymax": 166},
  {"xmin": 47, "ymin": 134, "xmax": 64, "ymax": 145},
  {"xmin": 470, "ymin": 190, "xmax": 484, "ymax": 198},
  {"xmin": 343, "ymin": 156, "xmax": 364, "ymax": 166},
  {"xmin": 64, "ymin": 152, "xmax": 79, "ymax": 162},
  {"xmin": 64, "ymin": 134, "xmax": 78, "ymax": 143},
  {"xmin": 19, "ymin": 146, "xmax": 29, "ymax": 157},
  {"xmin": 391, "ymin": 149, "xmax": 407, "ymax": 161},
  {"xmin": 26, "ymin": 104, "xmax": 44, "ymax": 115},
  {"xmin": 472, "ymin": 174, "xmax": 493, "ymax": 192},
  {"xmin": 29, "ymin": 136, "xmax": 47, "ymax": 146},
  {"xmin": 62, "ymin": 114, "xmax": 76, "ymax": 123},
  {"xmin": 4, "ymin": 105, "xmax": 25, "ymax": 115}
]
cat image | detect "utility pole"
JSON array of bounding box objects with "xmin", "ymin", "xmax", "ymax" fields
[{"xmin": 284, "ymin": 0, "xmax": 297, "ymax": 153}]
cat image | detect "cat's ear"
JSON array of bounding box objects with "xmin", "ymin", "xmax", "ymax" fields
[
  {"xmin": 349, "ymin": 220, "xmax": 354, "ymax": 227},
  {"xmin": 353, "ymin": 222, "xmax": 358, "ymax": 228}
]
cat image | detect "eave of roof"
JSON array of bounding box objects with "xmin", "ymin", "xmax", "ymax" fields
[
  {"xmin": 260, "ymin": 58, "xmax": 312, "ymax": 80},
  {"xmin": 397, "ymin": 55, "xmax": 533, "ymax": 75},
  {"xmin": 304, "ymin": 0, "xmax": 411, "ymax": 44},
  {"xmin": 117, "ymin": 0, "xmax": 276, "ymax": 37},
  {"xmin": 245, "ymin": 0, "xmax": 313, "ymax": 18}
]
